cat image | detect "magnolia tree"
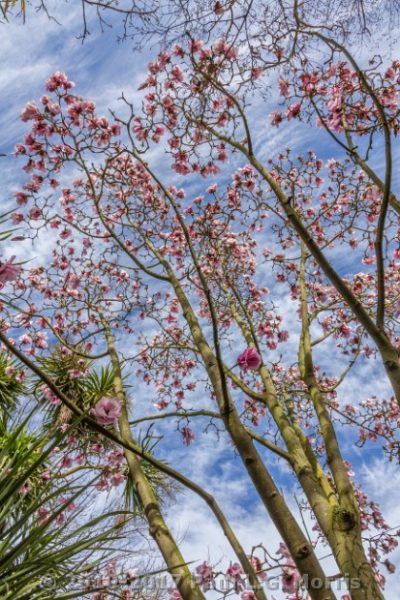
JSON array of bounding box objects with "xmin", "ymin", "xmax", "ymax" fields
[{"xmin": 1, "ymin": 10, "xmax": 400, "ymax": 600}]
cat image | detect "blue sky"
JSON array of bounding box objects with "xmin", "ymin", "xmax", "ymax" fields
[{"xmin": 1, "ymin": 5, "xmax": 400, "ymax": 599}]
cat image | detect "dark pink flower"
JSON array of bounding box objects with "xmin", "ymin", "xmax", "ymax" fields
[
  {"xmin": 286, "ymin": 102, "xmax": 301, "ymax": 119},
  {"xmin": 241, "ymin": 593, "xmax": 256, "ymax": 600},
  {"xmin": 37, "ymin": 506, "xmax": 50, "ymax": 524},
  {"xmin": 66, "ymin": 274, "xmax": 81, "ymax": 290},
  {"xmin": 92, "ymin": 397, "xmax": 121, "ymax": 426},
  {"xmin": 237, "ymin": 348, "xmax": 262, "ymax": 371},
  {"xmin": 0, "ymin": 256, "xmax": 21, "ymax": 284},
  {"xmin": 68, "ymin": 369, "xmax": 85, "ymax": 379},
  {"xmin": 249, "ymin": 555, "xmax": 266, "ymax": 580},
  {"xmin": 107, "ymin": 448, "xmax": 124, "ymax": 467},
  {"xmin": 181, "ymin": 426, "xmax": 194, "ymax": 445},
  {"xmin": 29, "ymin": 207, "xmax": 42, "ymax": 220},
  {"xmin": 281, "ymin": 560, "xmax": 301, "ymax": 593},
  {"xmin": 45, "ymin": 71, "xmax": 75, "ymax": 92},
  {"xmin": 95, "ymin": 478, "xmax": 109, "ymax": 491},
  {"xmin": 21, "ymin": 101, "xmax": 40, "ymax": 122},
  {"xmin": 19, "ymin": 481, "xmax": 31, "ymax": 496},
  {"xmin": 196, "ymin": 561, "xmax": 213, "ymax": 591},
  {"xmin": 384, "ymin": 559, "xmax": 396, "ymax": 574},
  {"xmin": 15, "ymin": 191, "xmax": 28, "ymax": 205},
  {"xmin": 110, "ymin": 472, "xmax": 125, "ymax": 486},
  {"xmin": 226, "ymin": 562, "xmax": 244, "ymax": 593},
  {"xmin": 226, "ymin": 563, "xmax": 243, "ymax": 578},
  {"xmin": 270, "ymin": 111, "xmax": 283, "ymax": 126}
]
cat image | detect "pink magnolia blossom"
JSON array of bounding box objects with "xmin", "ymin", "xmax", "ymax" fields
[
  {"xmin": 249, "ymin": 555, "xmax": 266, "ymax": 580},
  {"xmin": 384, "ymin": 559, "xmax": 396, "ymax": 574},
  {"xmin": 37, "ymin": 506, "xmax": 50, "ymax": 524},
  {"xmin": 40, "ymin": 469, "xmax": 52, "ymax": 481},
  {"xmin": 106, "ymin": 559, "xmax": 118, "ymax": 579},
  {"xmin": 226, "ymin": 563, "xmax": 243, "ymax": 578},
  {"xmin": 189, "ymin": 39, "xmax": 203, "ymax": 53},
  {"xmin": 196, "ymin": 561, "xmax": 213, "ymax": 591},
  {"xmin": 56, "ymin": 512, "xmax": 66, "ymax": 525},
  {"xmin": 15, "ymin": 191, "xmax": 28, "ymax": 205},
  {"xmin": 270, "ymin": 111, "xmax": 283, "ymax": 126},
  {"xmin": 41, "ymin": 384, "xmax": 61, "ymax": 405},
  {"xmin": 226, "ymin": 562, "xmax": 244, "ymax": 593},
  {"xmin": 11, "ymin": 212, "xmax": 24, "ymax": 224},
  {"xmin": 21, "ymin": 101, "xmax": 40, "ymax": 122},
  {"xmin": 95, "ymin": 478, "xmax": 109, "ymax": 491},
  {"xmin": 286, "ymin": 102, "xmax": 302, "ymax": 119},
  {"xmin": 0, "ymin": 256, "xmax": 21, "ymax": 284},
  {"xmin": 110, "ymin": 472, "xmax": 125, "ymax": 487},
  {"xmin": 281, "ymin": 560, "xmax": 301, "ymax": 593},
  {"xmin": 126, "ymin": 568, "xmax": 136, "ymax": 581},
  {"xmin": 68, "ymin": 368, "xmax": 85, "ymax": 378},
  {"xmin": 241, "ymin": 593, "xmax": 256, "ymax": 600},
  {"xmin": 19, "ymin": 481, "xmax": 31, "ymax": 496},
  {"xmin": 237, "ymin": 347, "xmax": 262, "ymax": 371},
  {"xmin": 45, "ymin": 71, "xmax": 75, "ymax": 92},
  {"xmin": 60, "ymin": 455, "xmax": 73, "ymax": 469},
  {"xmin": 154, "ymin": 399, "xmax": 169, "ymax": 410},
  {"xmin": 92, "ymin": 396, "xmax": 122, "ymax": 426},
  {"xmin": 181, "ymin": 426, "xmax": 194, "ymax": 445},
  {"xmin": 107, "ymin": 448, "xmax": 125, "ymax": 467},
  {"xmin": 29, "ymin": 207, "xmax": 42, "ymax": 220},
  {"xmin": 278, "ymin": 78, "xmax": 290, "ymax": 97}
]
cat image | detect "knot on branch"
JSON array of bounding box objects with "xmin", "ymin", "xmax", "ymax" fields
[
  {"xmin": 294, "ymin": 543, "xmax": 312, "ymax": 560},
  {"xmin": 149, "ymin": 522, "xmax": 170, "ymax": 539},
  {"xmin": 332, "ymin": 507, "xmax": 357, "ymax": 532},
  {"xmin": 144, "ymin": 502, "xmax": 161, "ymax": 518}
]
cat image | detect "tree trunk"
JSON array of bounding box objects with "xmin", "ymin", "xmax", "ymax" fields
[
  {"xmin": 104, "ymin": 321, "xmax": 205, "ymax": 600},
  {"xmin": 330, "ymin": 526, "xmax": 384, "ymax": 600},
  {"xmin": 223, "ymin": 408, "xmax": 336, "ymax": 600},
  {"xmin": 171, "ymin": 279, "xmax": 336, "ymax": 600}
]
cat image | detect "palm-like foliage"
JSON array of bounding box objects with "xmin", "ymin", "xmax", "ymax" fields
[
  {"xmin": 35, "ymin": 349, "xmax": 114, "ymax": 443},
  {"xmin": 35, "ymin": 348, "xmax": 174, "ymax": 515},
  {"xmin": 0, "ymin": 353, "xmax": 26, "ymax": 427},
  {"xmin": 0, "ymin": 210, "xmax": 18, "ymax": 241},
  {"xmin": 0, "ymin": 215, "xmax": 26, "ymax": 425},
  {"xmin": 0, "ymin": 417, "xmax": 48, "ymax": 511},
  {"xmin": 0, "ymin": 407, "xmax": 132, "ymax": 599}
]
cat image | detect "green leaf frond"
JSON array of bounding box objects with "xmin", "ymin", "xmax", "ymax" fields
[
  {"xmin": 34, "ymin": 348, "xmax": 117, "ymax": 447},
  {"xmin": 0, "ymin": 352, "xmax": 26, "ymax": 427},
  {"xmin": 0, "ymin": 403, "xmax": 139, "ymax": 599}
]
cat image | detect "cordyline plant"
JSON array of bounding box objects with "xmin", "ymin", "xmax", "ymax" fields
[
  {"xmin": 0, "ymin": 370, "xmax": 159, "ymax": 600},
  {"xmin": 2, "ymin": 23, "xmax": 400, "ymax": 600}
]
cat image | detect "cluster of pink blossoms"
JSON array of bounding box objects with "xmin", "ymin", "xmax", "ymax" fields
[
  {"xmin": 96, "ymin": 447, "xmax": 127, "ymax": 490},
  {"xmin": 92, "ymin": 396, "xmax": 122, "ymax": 426},
  {"xmin": 0, "ymin": 256, "xmax": 21, "ymax": 286}
]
